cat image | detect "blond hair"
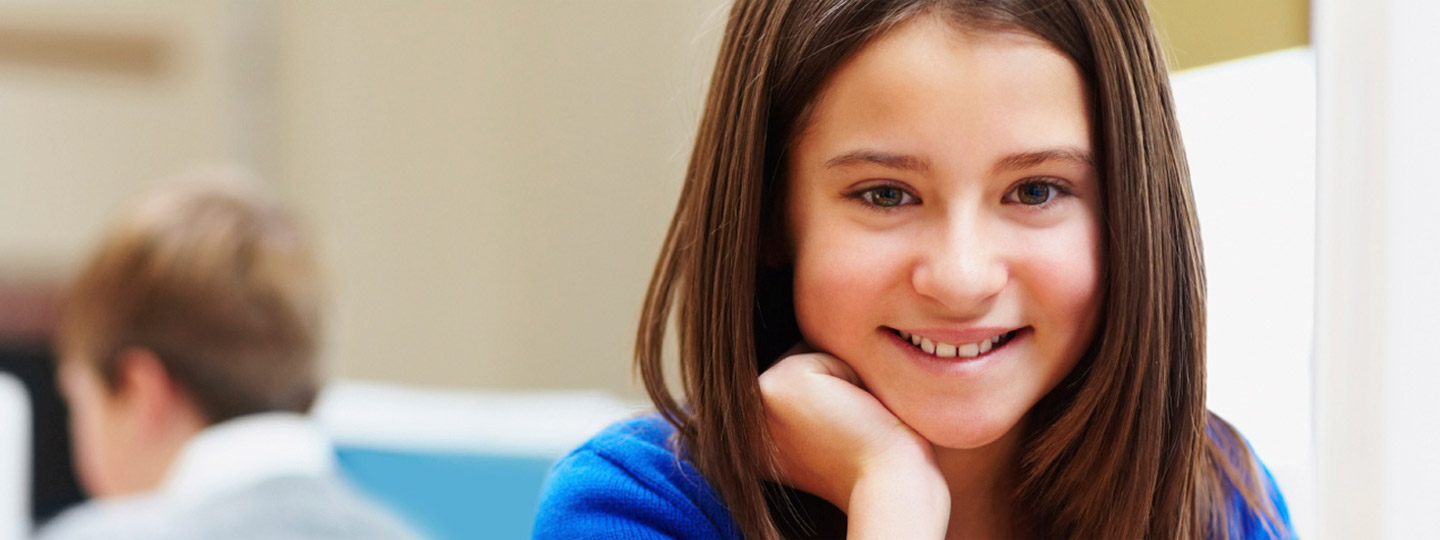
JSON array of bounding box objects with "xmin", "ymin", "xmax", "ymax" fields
[{"xmin": 57, "ymin": 169, "xmax": 323, "ymax": 424}]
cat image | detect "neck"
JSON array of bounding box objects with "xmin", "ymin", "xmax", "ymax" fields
[
  {"xmin": 935, "ymin": 419, "xmax": 1027, "ymax": 540},
  {"xmin": 117, "ymin": 404, "xmax": 209, "ymax": 496}
]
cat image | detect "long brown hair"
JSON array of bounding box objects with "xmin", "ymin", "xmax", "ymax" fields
[{"xmin": 637, "ymin": 1, "xmax": 1286, "ymax": 538}]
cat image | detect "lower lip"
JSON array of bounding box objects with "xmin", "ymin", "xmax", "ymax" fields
[{"xmin": 884, "ymin": 327, "xmax": 1028, "ymax": 376}]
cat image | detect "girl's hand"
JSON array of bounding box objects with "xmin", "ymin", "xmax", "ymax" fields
[{"xmin": 760, "ymin": 344, "xmax": 950, "ymax": 539}]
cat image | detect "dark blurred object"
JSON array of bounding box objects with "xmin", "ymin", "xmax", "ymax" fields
[
  {"xmin": 0, "ymin": 342, "xmax": 86, "ymax": 525},
  {"xmin": 0, "ymin": 281, "xmax": 86, "ymax": 524}
]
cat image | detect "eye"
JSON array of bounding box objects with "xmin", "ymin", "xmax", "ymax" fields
[
  {"xmin": 1017, "ymin": 183, "xmax": 1052, "ymax": 205},
  {"xmin": 1004, "ymin": 178, "xmax": 1070, "ymax": 207},
  {"xmin": 853, "ymin": 184, "xmax": 917, "ymax": 209}
]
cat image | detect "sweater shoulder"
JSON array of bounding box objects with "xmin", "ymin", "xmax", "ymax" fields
[
  {"xmin": 1207, "ymin": 413, "xmax": 1295, "ymax": 539},
  {"xmin": 533, "ymin": 414, "xmax": 739, "ymax": 540}
]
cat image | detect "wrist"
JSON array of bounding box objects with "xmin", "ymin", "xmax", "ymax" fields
[
  {"xmin": 849, "ymin": 456, "xmax": 949, "ymax": 510},
  {"xmin": 847, "ymin": 464, "xmax": 950, "ymax": 539},
  {"xmin": 850, "ymin": 440, "xmax": 945, "ymax": 500}
]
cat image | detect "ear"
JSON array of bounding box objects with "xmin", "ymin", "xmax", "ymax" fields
[{"xmin": 110, "ymin": 348, "xmax": 199, "ymax": 431}]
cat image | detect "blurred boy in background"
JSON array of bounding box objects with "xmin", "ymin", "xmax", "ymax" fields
[{"xmin": 35, "ymin": 169, "xmax": 417, "ymax": 539}]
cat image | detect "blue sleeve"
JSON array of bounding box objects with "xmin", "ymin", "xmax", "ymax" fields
[
  {"xmin": 1254, "ymin": 458, "xmax": 1295, "ymax": 539},
  {"xmin": 533, "ymin": 414, "xmax": 748, "ymax": 540},
  {"xmin": 532, "ymin": 448, "xmax": 725, "ymax": 540},
  {"xmin": 1208, "ymin": 415, "xmax": 1296, "ymax": 539}
]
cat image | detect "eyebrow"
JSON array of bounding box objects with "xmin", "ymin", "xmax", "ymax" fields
[
  {"xmin": 991, "ymin": 147, "xmax": 1094, "ymax": 174},
  {"xmin": 822, "ymin": 146, "xmax": 1094, "ymax": 175},
  {"xmin": 823, "ymin": 150, "xmax": 932, "ymax": 172}
]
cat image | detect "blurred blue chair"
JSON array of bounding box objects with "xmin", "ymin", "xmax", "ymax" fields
[{"xmin": 314, "ymin": 382, "xmax": 642, "ymax": 540}]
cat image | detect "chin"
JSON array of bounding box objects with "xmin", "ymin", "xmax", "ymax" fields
[
  {"xmin": 899, "ymin": 405, "xmax": 1025, "ymax": 451},
  {"xmin": 918, "ymin": 424, "xmax": 1013, "ymax": 450}
]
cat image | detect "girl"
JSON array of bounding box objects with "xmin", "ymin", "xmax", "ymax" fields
[{"xmin": 536, "ymin": 0, "xmax": 1291, "ymax": 538}]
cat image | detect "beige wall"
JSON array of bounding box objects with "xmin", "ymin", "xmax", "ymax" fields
[
  {"xmin": 0, "ymin": 2, "xmax": 246, "ymax": 274},
  {"xmin": 276, "ymin": 1, "xmax": 726, "ymax": 395}
]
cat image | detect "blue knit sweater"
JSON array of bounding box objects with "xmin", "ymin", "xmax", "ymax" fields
[{"xmin": 533, "ymin": 414, "xmax": 1292, "ymax": 539}]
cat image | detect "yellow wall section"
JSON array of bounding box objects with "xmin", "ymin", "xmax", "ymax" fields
[{"xmin": 1148, "ymin": 0, "xmax": 1310, "ymax": 70}]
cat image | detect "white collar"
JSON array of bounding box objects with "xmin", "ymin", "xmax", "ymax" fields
[{"xmin": 159, "ymin": 412, "xmax": 337, "ymax": 502}]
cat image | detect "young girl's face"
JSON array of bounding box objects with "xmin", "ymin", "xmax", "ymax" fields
[{"xmin": 784, "ymin": 16, "xmax": 1103, "ymax": 450}]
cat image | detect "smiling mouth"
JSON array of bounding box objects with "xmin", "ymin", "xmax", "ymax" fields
[{"xmin": 888, "ymin": 327, "xmax": 1022, "ymax": 359}]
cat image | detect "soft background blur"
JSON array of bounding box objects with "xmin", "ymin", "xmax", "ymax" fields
[
  {"xmin": 0, "ymin": 1, "xmax": 1341, "ymax": 539},
  {"xmin": 0, "ymin": 0, "xmax": 1307, "ymax": 394},
  {"xmin": 0, "ymin": 1, "xmax": 731, "ymax": 395}
]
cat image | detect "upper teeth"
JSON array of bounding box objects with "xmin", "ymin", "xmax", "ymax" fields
[{"xmin": 898, "ymin": 330, "xmax": 1004, "ymax": 359}]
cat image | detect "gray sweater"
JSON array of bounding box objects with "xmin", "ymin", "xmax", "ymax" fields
[{"xmin": 34, "ymin": 475, "xmax": 421, "ymax": 540}]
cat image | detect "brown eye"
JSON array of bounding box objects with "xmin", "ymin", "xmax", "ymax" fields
[
  {"xmin": 1016, "ymin": 183, "xmax": 1053, "ymax": 205},
  {"xmin": 865, "ymin": 186, "xmax": 907, "ymax": 207}
]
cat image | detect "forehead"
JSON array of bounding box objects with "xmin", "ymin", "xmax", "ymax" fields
[{"xmin": 794, "ymin": 16, "xmax": 1091, "ymax": 169}]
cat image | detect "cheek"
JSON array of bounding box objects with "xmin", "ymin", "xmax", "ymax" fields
[
  {"xmin": 61, "ymin": 369, "xmax": 127, "ymax": 497},
  {"xmin": 67, "ymin": 396, "xmax": 114, "ymax": 496},
  {"xmin": 1015, "ymin": 216, "xmax": 1104, "ymax": 346},
  {"xmin": 790, "ymin": 218, "xmax": 911, "ymax": 351}
]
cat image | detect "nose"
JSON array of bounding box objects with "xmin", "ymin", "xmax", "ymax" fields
[{"xmin": 911, "ymin": 216, "xmax": 1007, "ymax": 316}]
